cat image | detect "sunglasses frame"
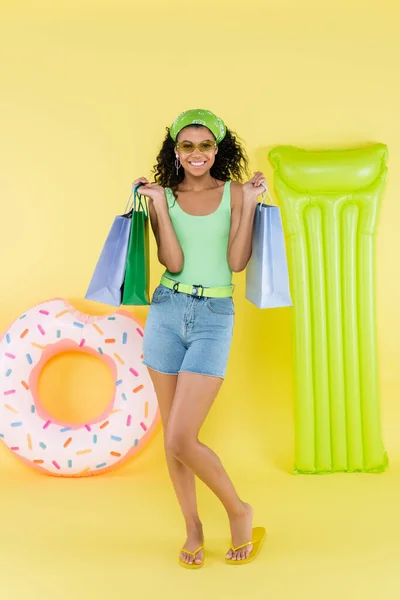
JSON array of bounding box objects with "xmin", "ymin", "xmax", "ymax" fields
[{"xmin": 175, "ymin": 140, "xmax": 218, "ymax": 154}]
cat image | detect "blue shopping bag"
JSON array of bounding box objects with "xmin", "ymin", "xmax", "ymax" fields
[
  {"xmin": 85, "ymin": 187, "xmax": 137, "ymax": 306},
  {"xmin": 246, "ymin": 182, "xmax": 292, "ymax": 309}
]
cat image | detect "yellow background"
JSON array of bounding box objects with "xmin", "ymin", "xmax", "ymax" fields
[{"xmin": 1, "ymin": 1, "xmax": 400, "ymax": 598}]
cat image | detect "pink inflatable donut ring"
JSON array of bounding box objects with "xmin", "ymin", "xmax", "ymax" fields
[{"xmin": 0, "ymin": 298, "xmax": 159, "ymax": 477}]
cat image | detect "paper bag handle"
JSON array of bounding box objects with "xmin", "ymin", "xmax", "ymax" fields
[
  {"xmin": 124, "ymin": 183, "xmax": 148, "ymax": 218},
  {"xmin": 259, "ymin": 181, "xmax": 274, "ymax": 209}
]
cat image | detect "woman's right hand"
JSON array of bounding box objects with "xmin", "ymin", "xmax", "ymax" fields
[{"xmin": 132, "ymin": 177, "xmax": 166, "ymax": 204}]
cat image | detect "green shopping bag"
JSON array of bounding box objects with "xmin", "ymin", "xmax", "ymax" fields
[{"xmin": 121, "ymin": 184, "xmax": 150, "ymax": 306}]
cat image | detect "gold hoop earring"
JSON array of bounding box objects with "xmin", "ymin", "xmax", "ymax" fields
[{"xmin": 175, "ymin": 154, "xmax": 181, "ymax": 175}]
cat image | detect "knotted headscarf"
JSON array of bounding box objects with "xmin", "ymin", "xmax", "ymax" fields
[{"xmin": 169, "ymin": 109, "xmax": 227, "ymax": 144}]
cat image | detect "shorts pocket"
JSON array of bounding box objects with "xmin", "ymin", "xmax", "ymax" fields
[
  {"xmin": 151, "ymin": 285, "xmax": 171, "ymax": 304},
  {"xmin": 205, "ymin": 297, "xmax": 235, "ymax": 315}
]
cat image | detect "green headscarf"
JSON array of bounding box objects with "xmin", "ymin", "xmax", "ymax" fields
[{"xmin": 170, "ymin": 108, "xmax": 227, "ymax": 144}]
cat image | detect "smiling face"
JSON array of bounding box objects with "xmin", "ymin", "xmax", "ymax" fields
[{"xmin": 175, "ymin": 126, "xmax": 218, "ymax": 176}]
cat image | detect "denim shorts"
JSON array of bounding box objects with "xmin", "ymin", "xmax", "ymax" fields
[{"xmin": 142, "ymin": 284, "xmax": 235, "ymax": 379}]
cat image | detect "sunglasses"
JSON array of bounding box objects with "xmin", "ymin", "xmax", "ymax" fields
[{"xmin": 175, "ymin": 140, "xmax": 217, "ymax": 153}]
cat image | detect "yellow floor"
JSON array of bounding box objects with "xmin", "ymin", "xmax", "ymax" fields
[{"xmin": 1, "ymin": 382, "xmax": 400, "ymax": 600}]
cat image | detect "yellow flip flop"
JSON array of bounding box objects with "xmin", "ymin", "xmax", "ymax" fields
[
  {"xmin": 179, "ymin": 545, "xmax": 205, "ymax": 569},
  {"xmin": 225, "ymin": 526, "xmax": 266, "ymax": 565}
]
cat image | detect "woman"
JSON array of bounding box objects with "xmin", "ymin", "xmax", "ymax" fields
[{"xmin": 133, "ymin": 109, "xmax": 266, "ymax": 568}]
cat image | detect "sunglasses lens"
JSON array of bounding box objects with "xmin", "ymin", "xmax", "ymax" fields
[
  {"xmin": 199, "ymin": 141, "xmax": 216, "ymax": 151},
  {"xmin": 179, "ymin": 142, "xmax": 195, "ymax": 152}
]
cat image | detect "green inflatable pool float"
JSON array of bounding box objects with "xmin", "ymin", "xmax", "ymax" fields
[{"xmin": 269, "ymin": 143, "xmax": 388, "ymax": 474}]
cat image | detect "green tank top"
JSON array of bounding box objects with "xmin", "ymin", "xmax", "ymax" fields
[{"xmin": 163, "ymin": 180, "xmax": 232, "ymax": 287}]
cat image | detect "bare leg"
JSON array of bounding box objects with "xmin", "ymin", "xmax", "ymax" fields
[
  {"xmin": 147, "ymin": 367, "xmax": 204, "ymax": 565},
  {"xmin": 166, "ymin": 372, "xmax": 254, "ymax": 562}
]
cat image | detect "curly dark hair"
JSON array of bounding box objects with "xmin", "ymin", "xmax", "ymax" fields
[{"xmin": 150, "ymin": 124, "xmax": 251, "ymax": 191}]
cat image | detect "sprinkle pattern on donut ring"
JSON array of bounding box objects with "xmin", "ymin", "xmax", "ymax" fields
[{"xmin": 0, "ymin": 298, "xmax": 159, "ymax": 476}]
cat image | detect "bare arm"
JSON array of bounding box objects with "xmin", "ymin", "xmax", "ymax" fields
[
  {"xmin": 148, "ymin": 192, "xmax": 184, "ymax": 274},
  {"xmin": 227, "ymin": 182, "xmax": 257, "ymax": 272}
]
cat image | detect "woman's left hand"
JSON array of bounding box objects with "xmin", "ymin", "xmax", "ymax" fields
[{"xmin": 243, "ymin": 171, "xmax": 267, "ymax": 203}]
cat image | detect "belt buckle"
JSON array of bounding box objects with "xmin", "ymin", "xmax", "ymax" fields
[{"xmin": 191, "ymin": 284, "xmax": 204, "ymax": 298}]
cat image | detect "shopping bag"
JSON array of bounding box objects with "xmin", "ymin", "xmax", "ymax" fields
[
  {"xmin": 84, "ymin": 189, "xmax": 135, "ymax": 306},
  {"xmin": 121, "ymin": 185, "xmax": 150, "ymax": 306},
  {"xmin": 245, "ymin": 182, "xmax": 292, "ymax": 309}
]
